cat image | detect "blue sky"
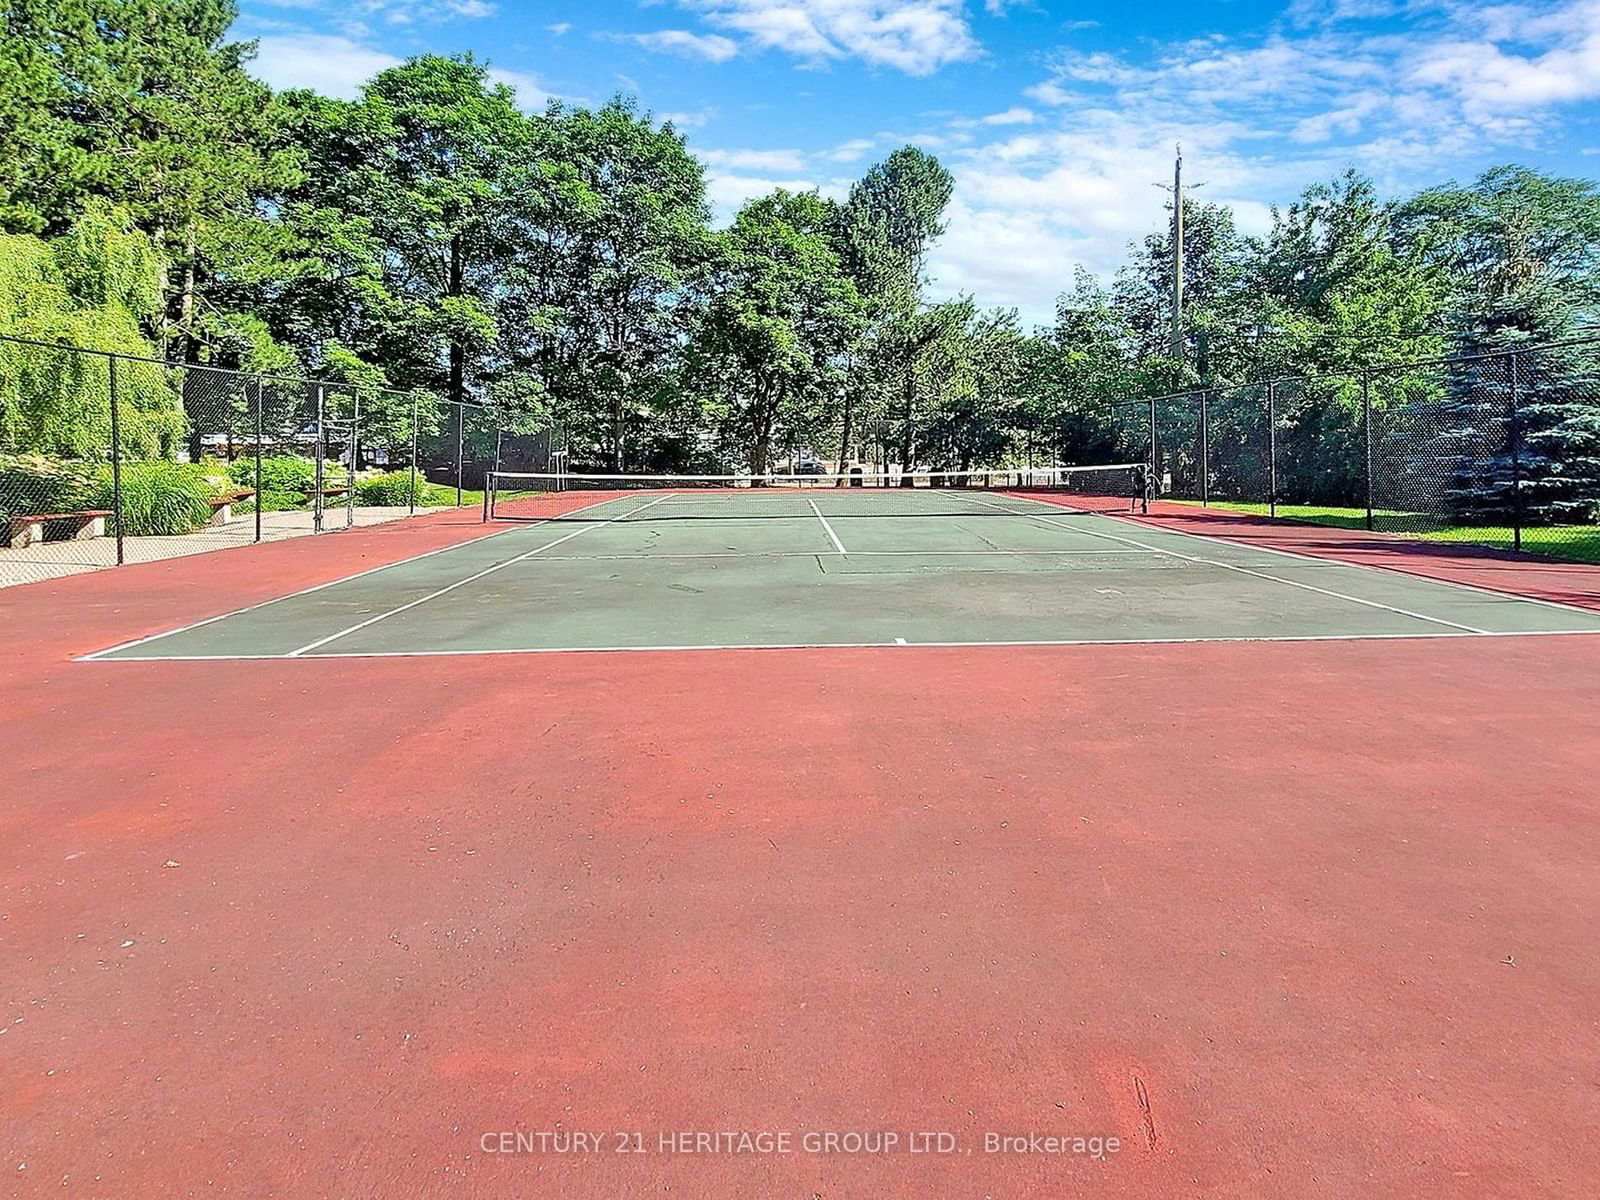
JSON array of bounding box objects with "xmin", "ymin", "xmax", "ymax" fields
[{"xmin": 237, "ymin": 0, "xmax": 1600, "ymax": 325}]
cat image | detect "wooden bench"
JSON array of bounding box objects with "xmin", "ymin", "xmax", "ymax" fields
[
  {"xmin": 299, "ymin": 485, "xmax": 350, "ymax": 501},
  {"xmin": 6, "ymin": 510, "xmax": 112, "ymax": 549},
  {"xmin": 207, "ymin": 490, "xmax": 257, "ymax": 527}
]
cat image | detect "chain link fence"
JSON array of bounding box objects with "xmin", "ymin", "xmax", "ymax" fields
[
  {"xmin": 1128, "ymin": 334, "xmax": 1600, "ymax": 562},
  {"xmin": 0, "ymin": 334, "xmax": 546, "ymax": 585}
]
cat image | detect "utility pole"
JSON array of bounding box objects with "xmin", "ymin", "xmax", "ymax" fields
[
  {"xmin": 1171, "ymin": 145, "xmax": 1184, "ymax": 360},
  {"xmin": 1155, "ymin": 145, "xmax": 1203, "ymax": 364}
]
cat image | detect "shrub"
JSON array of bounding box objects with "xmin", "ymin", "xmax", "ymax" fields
[
  {"xmin": 354, "ymin": 470, "xmax": 459, "ymax": 507},
  {"xmin": 354, "ymin": 469, "xmax": 424, "ymax": 507},
  {"xmin": 0, "ymin": 452, "xmax": 99, "ymax": 520},
  {"xmin": 91, "ymin": 461, "xmax": 216, "ymax": 536},
  {"xmin": 229, "ymin": 455, "xmax": 344, "ymax": 497},
  {"xmin": 231, "ymin": 489, "xmax": 302, "ymax": 516},
  {"xmin": 257, "ymin": 490, "xmax": 301, "ymax": 513}
]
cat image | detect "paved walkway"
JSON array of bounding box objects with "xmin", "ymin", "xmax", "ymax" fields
[{"xmin": 0, "ymin": 505, "xmax": 459, "ymax": 589}]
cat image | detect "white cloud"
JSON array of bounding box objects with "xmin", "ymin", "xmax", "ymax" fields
[
  {"xmin": 1024, "ymin": 80, "xmax": 1072, "ymax": 106},
  {"xmin": 704, "ymin": 171, "xmax": 849, "ymax": 216},
  {"xmin": 618, "ymin": 29, "xmax": 741, "ymax": 61},
  {"xmin": 250, "ymin": 31, "xmax": 555, "ymax": 106},
  {"xmin": 923, "ymin": 0, "xmax": 1600, "ymax": 325},
  {"xmin": 487, "ymin": 66, "xmax": 553, "ymax": 109},
  {"xmin": 971, "ymin": 106, "xmax": 1036, "ymax": 126},
  {"xmin": 351, "ymin": 0, "xmax": 498, "ymax": 24},
  {"xmin": 661, "ymin": 108, "xmax": 718, "ymax": 128},
  {"xmin": 682, "ymin": 0, "xmax": 980, "ymax": 75},
  {"xmin": 824, "ymin": 137, "xmax": 878, "ymax": 161},
  {"xmin": 547, "ymin": 22, "xmax": 573, "ymax": 35},
  {"xmin": 1407, "ymin": 1, "xmax": 1600, "ymax": 115},
  {"xmin": 700, "ymin": 147, "xmax": 811, "ymax": 171},
  {"xmin": 251, "ymin": 33, "xmax": 400, "ymax": 97}
]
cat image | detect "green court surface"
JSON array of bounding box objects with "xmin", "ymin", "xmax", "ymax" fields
[{"xmin": 87, "ymin": 488, "xmax": 1600, "ymax": 660}]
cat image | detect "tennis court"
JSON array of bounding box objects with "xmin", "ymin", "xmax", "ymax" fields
[
  {"xmin": 11, "ymin": 472, "xmax": 1600, "ymax": 1199},
  {"xmin": 86, "ymin": 474, "xmax": 1600, "ymax": 661}
]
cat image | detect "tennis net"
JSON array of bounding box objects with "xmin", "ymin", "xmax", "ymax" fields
[{"xmin": 484, "ymin": 464, "xmax": 1150, "ymax": 522}]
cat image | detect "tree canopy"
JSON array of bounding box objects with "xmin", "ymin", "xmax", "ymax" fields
[{"xmin": 2, "ymin": 0, "xmax": 1598, "ymax": 479}]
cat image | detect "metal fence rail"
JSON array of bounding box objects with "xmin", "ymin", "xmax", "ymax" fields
[
  {"xmin": 1132, "ymin": 335, "xmax": 1600, "ymax": 559},
  {"xmin": 0, "ymin": 333, "xmax": 548, "ymax": 582}
]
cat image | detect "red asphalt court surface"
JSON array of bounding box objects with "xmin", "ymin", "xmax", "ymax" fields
[{"xmin": 5, "ymin": 501, "xmax": 1600, "ymax": 1198}]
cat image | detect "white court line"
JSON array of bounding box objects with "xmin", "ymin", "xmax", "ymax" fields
[
  {"xmin": 1098, "ymin": 504, "xmax": 1600, "ymax": 622},
  {"xmin": 285, "ymin": 496, "xmax": 671, "ymax": 657},
  {"xmin": 808, "ymin": 499, "xmax": 849, "ymax": 556},
  {"xmin": 958, "ymin": 492, "xmax": 1489, "ymax": 634},
  {"xmin": 524, "ymin": 548, "xmax": 1158, "ymax": 561},
  {"xmin": 79, "ymin": 627, "xmax": 1600, "ymax": 663},
  {"xmin": 78, "ymin": 494, "xmax": 630, "ymax": 661}
]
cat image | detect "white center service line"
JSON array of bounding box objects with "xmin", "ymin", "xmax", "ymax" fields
[
  {"xmin": 285, "ymin": 495, "xmax": 670, "ymax": 657},
  {"xmin": 956, "ymin": 492, "xmax": 1490, "ymax": 635},
  {"xmin": 808, "ymin": 498, "xmax": 849, "ymax": 556}
]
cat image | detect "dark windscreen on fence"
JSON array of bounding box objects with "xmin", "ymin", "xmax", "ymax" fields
[{"xmin": 1108, "ymin": 335, "xmax": 1600, "ymax": 561}]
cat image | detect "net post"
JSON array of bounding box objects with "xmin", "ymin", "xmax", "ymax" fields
[
  {"xmin": 408, "ymin": 392, "xmax": 419, "ymax": 516},
  {"xmin": 253, "ymin": 374, "xmax": 264, "ymax": 544},
  {"xmin": 314, "ymin": 384, "xmax": 325, "ymax": 534},
  {"xmin": 1362, "ymin": 372, "xmax": 1375, "ymax": 532},
  {"xmin": 108, "ymin": 355, "xmax": 124, "ymax": 566},
  {"xmin": 482, "ymin": 471, "xmax": 493, "ymax": 523},
  {"xmin": 1508, "ymin": 351, "xmax": 1523, "ymax": 552},
  {"xmin": 1266, "ymin": 381, "xmax": 1278, "ymax": 520},
  {"xmin": 1199, "ymin": 388, "xmax": 1210, "ymax": 507}
]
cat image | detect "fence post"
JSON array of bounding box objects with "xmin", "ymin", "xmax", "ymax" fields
[
  {"xmin": 1199, "ymin": 389, "xmax": 1210, "ymax": 507},
  {"xmin": 493, "ymin": 403, "xmax": 505, "ymax": 478},
  {"xmin": 1508, "ymin": 351, "xmax": 1523, "ymax": 552},
  {"xmin": 253, "ymin": 375, "xmax": 264, "ymax": 544},
  {"xmin": 455, "ymin": 403, "xmax": 464, "ymax": 507},
  {"xmin": 314, "ymin": 384, "xmax": 325, "ymax": 534},
  {"xmin": 1362, "ymin": 372, "xmax": 1375, "ymax": 532},
  {"xmin": 409, "ymin": 393, "xmax": 419, "ymax": 516},
  {"xmin": 108, "ymin": 355, "xmax": 125, "ymax": 566},
  {"xmin": 1147, "ymin": 396, "xmax": 1159, "ymax": 498},
  {"xmin": 347, "ymin": 387, "xmax": 359, "ymax": 530},
  {"xmin": 1266, "ymin": 381, "xmax": 1277, "ymax": 519}
]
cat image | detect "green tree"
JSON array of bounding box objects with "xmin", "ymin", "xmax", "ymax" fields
[
  {"xmin": 834, "ymin": 147, "xmax": 954, "ymax": 471},
  {"xmin": 0, "ymin": 0, "xmax": 80, "ymax": 232},
  {"xmin": 692, "ymin": 190, "xmax": 866, "ymax": 474},
  {"xmin": 1398, "ymin": 167, "xmax": 1600, "ymax": 523},
  {"xmin": 520, "ymin": 99, "xmax": 711, "ymax": 470},
  {"xmin": 917, "ymin": 304, "xmax": 1028, "ymax": 472},
  {"xmin": 363, "ymin": 56, "xmax": 531, "ymax": 411},
  {"xmin": 0, "ymin": 0, "xmax": 290, "ymax": 358},
  {"xmin": 0, "ymin": 211, "xmax": 183, "ymax": 457}
]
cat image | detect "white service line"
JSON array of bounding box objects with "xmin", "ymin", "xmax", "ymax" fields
[
  {"xmin": 285, "ymin": 495, "xmax": 670, "ymax": 657},
  {"xmin": 79, "ymin": 626, "xmax": 1600, "ymax": 663},
  {"xmin": 528, "ymin": 548, "xmax": 1156, "ymax": 561},
  {"xmin": 78, "ymin": 494, "xmax": 631, "ymax": 661},
  {"xmin": 959, "ymin": 493, "xmax": 1490, "ymax": 635},
  {"xmin": 807, "ymin": 499, "xmax": 849, "ymax": 556}
]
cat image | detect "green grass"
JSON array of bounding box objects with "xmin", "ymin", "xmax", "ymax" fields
[
  {"xmin": 1174, "ymin": 500, "xmax": 1600, "ymax": 565},
  {"xmin": 234, "ymin": 483, "xmax": 497, "ymax": 514}
]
